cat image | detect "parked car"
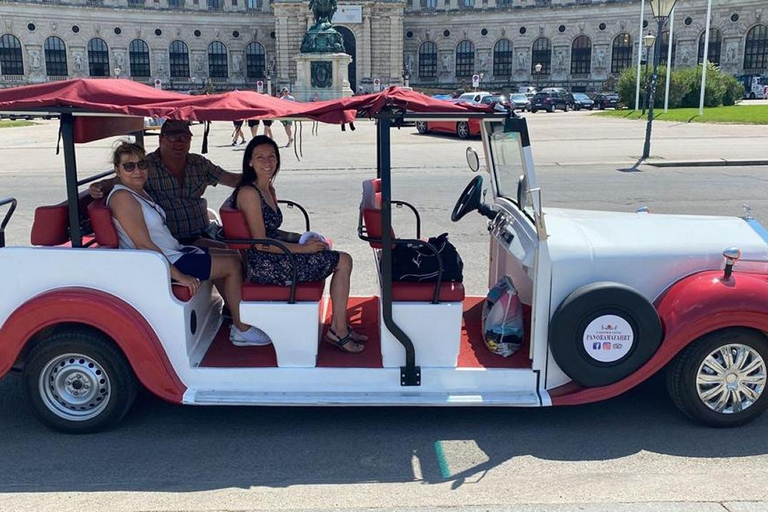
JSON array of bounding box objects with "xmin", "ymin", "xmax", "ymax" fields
[
  {"xmin": 480, "ymin": 94, "xmax": 512, "ymax": 111},
  {"xmin": 509, "ymin": 93, "xmax": 532, "ymax": 111},
  {"xmin": 415, "ymin": 98, "xmax": 483, "ymax": 139},
  {"xmin": 457, "ymin": 91, "xmax": 493, "ymax": 103},
  {"xmin": 572, "ymin": 93, "xmax": 595, "ymax": 110},
  {"xmin": 593, "ymin": 92, "xmax": 620, "ymax": 110},
  {"xmin": 518, "ymin": 86, "xmax": 538, "ymax": 99},
  {"xmin": 531, "ymin": 91, "xmax": 571, "ymax": 112}
]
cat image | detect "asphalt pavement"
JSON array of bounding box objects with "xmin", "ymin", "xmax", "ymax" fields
[{"xmin": 0, "ymin": 111, "xmax": 768, "ymax": 511}]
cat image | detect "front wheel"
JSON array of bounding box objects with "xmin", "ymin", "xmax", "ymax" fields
[
  {"xmin": 667, "ymin": 328, "xmax": 768, "ymax": 427},
  {"xmin": 415, "ymin": 121, "xmax": 428, "ymax": 134},
  {"xmin": 456, "ymin": 121, "xmax": 470, "ymax": 139},
  {"xmin": 563, "ymin": 103, "xmax": 570, "ymax": 112},
  {"xmin": 22, "ymin": 327, "xmax": 138, "ymax": 433}
]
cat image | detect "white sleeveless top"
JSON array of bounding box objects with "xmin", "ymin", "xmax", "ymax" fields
[{"xmin": 107, "ymin": 184, "xmax": 201, "ymax": 264}]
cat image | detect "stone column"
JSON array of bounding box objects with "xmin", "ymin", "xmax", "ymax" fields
[{"xmin": 362, "ymin": 6, "xmax": 372, "ymax": 81}]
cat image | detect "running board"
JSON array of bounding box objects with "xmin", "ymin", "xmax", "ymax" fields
[{"xmin": 187, "ymin": 390, "xmax": 541, "ymax": 407}]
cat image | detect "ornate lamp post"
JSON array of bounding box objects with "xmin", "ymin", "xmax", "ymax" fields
[
  {"xmin": 402, "ymin": 64, "xmax": 411, "ymax": 88},
  {"xmin": 534, "ymin": 63, "xmax": 542, "ymax": 90},
  {"xmin": 642, "ymin": 0, "xmax": 679, "ymax": 159},
  {"xmin": 641, "ymin": 33, "xmax": 655, "ymax": 115},
  {"xmin": 190, "ymin": 76, "xmax": 197, "ymax": 93}
]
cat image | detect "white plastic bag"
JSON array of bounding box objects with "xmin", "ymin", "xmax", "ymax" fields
[{"xmin": 481, "ymin": 276, "xmax": 524, "ymax": 357}]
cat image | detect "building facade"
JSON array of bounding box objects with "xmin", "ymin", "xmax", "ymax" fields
[{"xmin": 0, "ymin": 0, "xmax": 766, "ymax": 93}]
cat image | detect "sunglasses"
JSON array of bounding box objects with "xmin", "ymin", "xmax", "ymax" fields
[
  {"xmin": 163, "ymin": 133, "xmax": 192, "ymax": 142},
  {"xmin": 120, "ymin": 160, "xmax": 149, "ymax": 172}
]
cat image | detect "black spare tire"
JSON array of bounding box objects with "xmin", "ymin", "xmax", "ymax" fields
[{"xmin": 549, "ymin": 282, "xmax": 662, "ymax": 387}]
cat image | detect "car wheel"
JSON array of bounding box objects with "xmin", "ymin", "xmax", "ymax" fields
[
  {"xmin": 547, "ymin": 105, "xmax": 554, "ymax": 113},
  {"xmin": 456, "ymin": 121, "xmax": 470, "ymax": 139},
  {"xmin": 749, "ymin": 92, "xmax": 756, "ymax": 99},
  {"xmin": 667, "ymin": 328, "xmax": 768, "ymax": 427},
  {"xmin": 22, "ymin": 327, "xmax": 138, "ymax": 433},
  {"xmin": 564, "ymin": 103, "xmax": 570, "ymax": 112},
  {"xmin": 415, "ymin": 121, "xmax": 428, "ymax": 134},
  {"xmin": 549, "ymin": 281, "xmax": 662, "ymax": 387},
  {"xmin": 599, "ymin": 104, "xmax": 605, "ymax": 110}
]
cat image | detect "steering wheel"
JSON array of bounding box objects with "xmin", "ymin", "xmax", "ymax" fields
[{"xmin": 451, "ymin": 175, "xmax": 484, "ymax": 222}]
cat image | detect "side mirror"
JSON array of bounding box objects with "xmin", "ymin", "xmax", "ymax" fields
[
  {"xmin": 465, "ymin": 147, "xmax": 480, "ymax": 173},
  {"xmin": 517, "ymin": 174, "xmax": 528, "ymax": 210}
]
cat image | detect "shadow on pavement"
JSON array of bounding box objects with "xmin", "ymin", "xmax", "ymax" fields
[{"xmin": 1, "ymin": 372, "xmax": 767, "ymax": 493}]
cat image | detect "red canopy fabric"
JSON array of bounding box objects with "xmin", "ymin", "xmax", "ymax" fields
[{"xmin": 0, "ymin": 78, "xmax": 491, "ymax": 124}]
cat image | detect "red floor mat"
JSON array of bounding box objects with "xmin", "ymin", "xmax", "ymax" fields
[
  {"xmin": 200, "ymin": 324, "xmax": 278, "ymax": 368},
  {"xmin": 457, "ymin": 297, "xmax": 532, "ymax": 369},
  {"xmin": 317, "ymin": 296, "xmax": 382, "ymax": 368}
]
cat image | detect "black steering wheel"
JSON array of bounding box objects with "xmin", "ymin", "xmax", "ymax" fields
[{"xmin": 451, "ymin": 175, "xmax": 484, "ymax": 222}]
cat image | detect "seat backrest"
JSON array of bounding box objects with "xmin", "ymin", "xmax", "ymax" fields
[
  {"xmin": 360, "ymin": 178, "xmax": 395, "ymax": 249},
  {"xmin": 219, "ymin": 199, "xmax": 252, "ymax": 250},
  {"xmin": 87, "ymin": 199, "xmax": 119, "ymax": 248},
  {"xmin": 31, "ymin": 191, "xmax": 94, "ymax": 246}
]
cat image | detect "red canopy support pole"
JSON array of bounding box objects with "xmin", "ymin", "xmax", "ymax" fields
[
  {"xmin": 378, "ymin": 115, "xmax": 420, "ymax": 387},
  {"xmin": 60, "ymin": 113, "xmax": 83, "ymax": 248}
]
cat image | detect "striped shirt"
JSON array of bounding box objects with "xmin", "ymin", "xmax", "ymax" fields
[{"xmin": 144, "ymin": 149, "xmax": 225, "ymax": 240}]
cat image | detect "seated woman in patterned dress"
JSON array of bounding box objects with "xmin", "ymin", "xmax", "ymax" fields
[{"xmin": 232, "ymin": 135, "xmax": 368, "ymax": 354}]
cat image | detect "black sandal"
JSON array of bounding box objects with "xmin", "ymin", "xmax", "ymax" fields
[
  {"xmin": 348, "ymin": 325, "xmax": 368, "ymax": 343},
  {"xmin": 325, "ymin": 328, "xmax": 364, "ymax": 354}
]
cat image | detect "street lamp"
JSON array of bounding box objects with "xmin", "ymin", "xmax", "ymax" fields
[
  {"xmin": 534, "ymin": 62, "xmax": 542, "ymax": 90},
  {"xmin": 402, "ymin": 64, "xmax": 411, "ymax": 88},
  {"xmin": 641, "ymin": 32, "xmax": 655, "ymax": 115},
  {"xmin": 642, "ymin": 0, "xmax": 679, "ymax": 159}
]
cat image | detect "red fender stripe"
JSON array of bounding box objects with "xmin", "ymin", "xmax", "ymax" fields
[
  {"xmin": 0, "ymin": 287, "xmax": 186, "ymax": 403},
  {"xmin": 551, "ymin": 271, "xmax": 768, "ymax": 406}
]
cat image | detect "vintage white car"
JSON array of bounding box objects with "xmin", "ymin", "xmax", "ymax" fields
[{"xmin": 1, "ymin": 79, "xmax": 767, "ymax": 433}]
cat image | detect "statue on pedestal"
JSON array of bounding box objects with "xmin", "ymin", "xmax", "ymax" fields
[{"xmin": 300, "ymin": 0, "xmax": 346, "ymax": 53}]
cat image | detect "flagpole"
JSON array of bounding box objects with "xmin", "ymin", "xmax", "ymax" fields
[
  {"xmin": 635, "ymin": 0, "xmax": 646, "ymax": 111},
  {"xmin": 698, "ymin": 0, "xmax": 713, "ymax": 116}
]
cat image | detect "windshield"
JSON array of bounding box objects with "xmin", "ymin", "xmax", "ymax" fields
[
  {"xmin": 511, "ymin": 94, "xmax": 527, "ymax": 101},
  {"xmin": 486, "ymin": 121, "xmax": 535, "ymax": 221}
]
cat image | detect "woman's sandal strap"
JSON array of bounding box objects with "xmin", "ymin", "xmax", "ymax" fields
[{"xmin": 327, "ymin": 328, "xmax": 353, "ymax": 348}]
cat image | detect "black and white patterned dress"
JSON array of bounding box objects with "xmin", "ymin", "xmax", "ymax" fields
[{"xmin": 240, "ymin": 186, "xmax": 340, "ymax": 285}]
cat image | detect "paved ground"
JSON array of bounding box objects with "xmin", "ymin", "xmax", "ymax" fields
[{"xmin": 0, "ymin": 111, "xmax": 768, "ymax": 511}]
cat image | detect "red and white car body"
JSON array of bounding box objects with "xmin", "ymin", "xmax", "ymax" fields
[{"xmin": 1, "ymin": 80, "xmax": 768, "ymax": 432}]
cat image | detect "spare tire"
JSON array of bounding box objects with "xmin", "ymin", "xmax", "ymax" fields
[{"xmin": 549, "ymin": 282, "xmax": 662, "ymax": 387}]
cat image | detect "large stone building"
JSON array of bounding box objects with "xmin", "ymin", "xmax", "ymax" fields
[{"xmin": 0, "ymin": 0, "xmax": 766, "ymax": 93}]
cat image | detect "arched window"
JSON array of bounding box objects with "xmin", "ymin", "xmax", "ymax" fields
[
  {"xmin": 611, "ymin": 33, "xmax": 632, "ymax": 73},
  {"xmin": 0, "ymin": 34, "xmax": 24, "ymax": 75},
  {"xmin": 697, "ymin": 28, "xmax": 721, "ymax": 66},
  {"xmin": 531, "ymin": 37, "xmax": 551, "ymax": 75},
  {"xmin": 169, "ymin": 40, "xmax": 189, "ymax": 78},
  {"xmin": 208, "ymin": 41, "xmax": 228, "ymax": 78},
  {"xmin": 246, "ymin": 42, "xmax": 265, "ymax": 78},
  {"xmin": 44, "ymin": 36, "xmax": 67, "ymax": 77},
  {"xmin": 129, "ymin": 39, "xmax": 150, "ymax": 77},
  {"xmin": 744, "ymin": 25, "xmax": 767, "ymax": 71},
  {"xmin": 658, "ymin": 30, "xmax": 676, "ymax": 66},
  {"xmin": 418, "ymin": 41, "xmax": 437, "ymax": 78},
  {"xmin": 493, "ymin": 39, "xmax": 513, "ymax": 77},
  {"xmin": 571, "ymin": 35, "xmax": 591, "ymax": 74},
  {"xmin": 87, "ymin": 38, "xmax": 109, "ymax": 77},
  {"xmin": 455, "ymin": 40, "xmax": 474, "ymax": 77}
]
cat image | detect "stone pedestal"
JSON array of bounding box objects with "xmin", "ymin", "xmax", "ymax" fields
[{"xmin": 293, "ymin": 52, "xmax": 353, "ymax": 101}]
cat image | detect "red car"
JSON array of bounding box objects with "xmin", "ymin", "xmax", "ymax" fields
[{"xmin": 415, "ymin": 99, "xmax": 482, "ymax": 139}]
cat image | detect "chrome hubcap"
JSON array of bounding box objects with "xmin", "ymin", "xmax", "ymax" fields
[
  {"xmin": 39, "ymin": 353, "xmax": 111, "ymax": 421},
  {"xmin": 458, "ymin": 123, "xmax": 468, "ymax": 137},
  {"xmin": 696, "ymin": 344, "xmax": 766, "ymax": 414}
]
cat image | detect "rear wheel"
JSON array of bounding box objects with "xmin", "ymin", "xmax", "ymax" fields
[
  {"xmin": 563, "ymin": 103, "xmax": 570, "ymax": 112},
  {"xmin": 416, "ymin": 121, "xmax": 428, "ymax": 134},
  {"xmin": 22, "ymin": 327, "xmax": 138, "ymax": 433},
  {"xmin": 456, "ymin": 121, "xmax": 470, "ymax": 139},
  {"xmin": 667, "ymin": 328, "xmax": 768, "ymax": 427}
]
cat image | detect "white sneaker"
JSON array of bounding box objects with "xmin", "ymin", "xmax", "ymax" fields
[{"xmin": 230, "ymin": 325, "xmax": 272, "ymax": 347}]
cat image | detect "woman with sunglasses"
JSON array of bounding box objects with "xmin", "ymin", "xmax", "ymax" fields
[{"xmin": 107, "ymin": 141, "xmax": 270, "ymax": 347}]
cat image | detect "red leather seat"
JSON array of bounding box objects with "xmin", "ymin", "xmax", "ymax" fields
[
  {"xmin": 87, "ymin": 198, "xmax": 192, "ymax": 302},
  {"xmin": 360, "ymin": 179, "xmax": 464, "ymax": 303},
  {"xmin": 220, "ymin": 200, "xmax": 326, "ymax": 302},
  {"xmin": 31, "ymin": 191, "xmax": 94, "ymax": 246}
]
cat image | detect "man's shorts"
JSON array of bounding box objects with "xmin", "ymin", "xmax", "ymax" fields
[
  {"xmin": 247, "ymin": 119, "xmax": 260, "ymax": 128},
  {"xmin": 233, "ymin": 120, "xmax": 244, "ymax": 128},
  {"xmin": 174, "ymin": 247, "xmax": 212, "ymax": 280}
]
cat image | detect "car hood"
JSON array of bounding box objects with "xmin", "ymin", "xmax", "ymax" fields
[{"xmin": 544, "ymin": 208, "xmax": 768, "ymax": 304}]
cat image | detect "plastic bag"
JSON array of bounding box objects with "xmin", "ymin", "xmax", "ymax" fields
[{"xmin": 481, "ymin": 276, "xmax": 524, "ymax": 357}]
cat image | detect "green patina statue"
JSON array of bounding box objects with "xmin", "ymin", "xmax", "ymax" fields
[{"xmin": 300, "ymin": 0, "xmax": 346, "ymax": 54}]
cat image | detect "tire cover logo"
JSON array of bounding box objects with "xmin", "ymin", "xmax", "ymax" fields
[{"xmin": 583, "ymin": 315, "xmax": 634, "ymax": 363}]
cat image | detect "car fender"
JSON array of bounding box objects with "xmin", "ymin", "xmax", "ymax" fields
[
  {"xmin": 551, "ymin": 270, "xmax": 768, "ymax": 405},
  {"xmin": 0, "ymin": 287, "xmax": 186, "ymax": 403}
]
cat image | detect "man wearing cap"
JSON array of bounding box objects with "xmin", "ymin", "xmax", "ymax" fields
[{"xmin": 89, "ymin": 120, "xmax": 242, "ymax": 245}]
